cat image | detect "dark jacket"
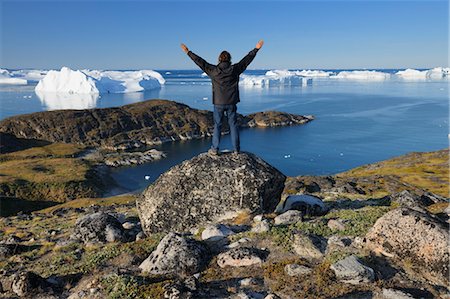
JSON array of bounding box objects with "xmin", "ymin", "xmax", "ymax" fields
[{"xmin": 187, "ymin": 48, "xmax": 259, "ymax": 105}]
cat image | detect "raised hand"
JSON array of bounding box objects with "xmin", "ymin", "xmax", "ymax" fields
[
  {"xmin": 180, "ymin": 43, "xmax": 189, "ymax": 53},
  {"xmin": 256, "ymin": 40, "xmax": 264, "ymax": 49}
]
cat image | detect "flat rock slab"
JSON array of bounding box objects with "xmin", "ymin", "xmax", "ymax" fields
[
  {"xmin": 284, "ymin": 264, "xmax": 312, "ymax": 276},
  {"xmin": 274, "ymin": 210, "xmax": 303, "ymax": 225},
  {"xmin": 330, "ymin": 255, "xmax": 375, "ymax": 284},
  {"xmin": 276, "ymin": 194, "xmax": 327, "ymax": 215},
  {"xmin": 217, "ymin": 247, "xmax": 268, "ymax": 268},
  {"xmin": 292, "ymin": 233, "xmax": 327, "ymax": 261},
  {"xmin": 71, "ymin": 212, "xmax": 125, "ymax": 244},
  {"xmin": 137, "ymin": 152, "xmax": 286, "ymax": 234},
  {"xmin": 139, "ymin": 232, "xmax": 208, "ymax": 276}
]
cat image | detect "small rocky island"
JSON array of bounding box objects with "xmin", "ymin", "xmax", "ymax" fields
[
  {"xmin": 0, "ymin": 99, "xmax": 314, "ymax": 151},
  {"xmin": 0, "ymin": 147, "xmax": 448, "ymax": 298}
]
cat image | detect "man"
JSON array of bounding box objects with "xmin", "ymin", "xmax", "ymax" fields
[{"xmin": 181, "ymin": 40, "xmax": 264, "ymax": 155}]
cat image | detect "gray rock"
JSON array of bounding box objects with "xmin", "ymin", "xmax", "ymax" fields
[
  {"xmin": 201, "ymin": 224, "xmax": 234, "ymax": 241},
  {"xmin": 251, "ymin": 219, "xmax": 271, "ymax": 233},
  {"xmin": 228, "ymin": 237, "xmax": 251, "ymax": 249},
  {"xmin": 135, "ymin": 231, "xmax": 146, "ymax": 241},
  {"xmin": 71, "ymin": 212, "xmax": 126, "ymax": 244},
  {"xmin": 137, "ymin": 152, "xmax": 286, "ymax": 233},
  {"xmin": 284, "ymin": 264, "xmax": 312, "ymax": 276},
  {"xmin": 122, "ymin": 222, "xmax": 135, "ymax": 230},
  {"xmin": 104, "ymin": 149, "xmax": 166, "ymax": 167},
  {"xmin": 327, "ymin": 235, "xmax": 353, "ymax": 250},
  {"xmin": 217, "ymin": 247, "xmax": 268, "ymax": 268},
  {"xmin": 327, "ymin": 219, "xmax": 346, "ymax": 231},
  {"xmin": 276, "ymin": 194, "xmax": 327, "ymax": 216},
  {"xmin": 389, "ymin": 190, "xmax": 447, "ymax": 208},
  {"xmin": 379, "ymin": 288, "xmax": 414, "ymax": 299},
  {"xmin": 330, "ymin": 255, "xmax": 374, "ymax": 284},
  {"xmin": 253, "ymin": 214, "xmax": 264, "ymax": 223},
  {"xmin": 139, "ymin": 232, "xmax": 208, "ymax": 276},
  {"xmin": 366, "ymin": 207, "xmax": 449, "ymax": 287},
  {"xmin": 274, "ymin": 210, "xmax": 303, "ymax": 225},
  {"xmin": 292, "ymin": 233, "xmax": 327, "ymax": 260}
]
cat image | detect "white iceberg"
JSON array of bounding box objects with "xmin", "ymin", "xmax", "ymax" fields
[
  {"xmin": 240, "ymin": 69, "xmax": 312, "ymax": 87},
  {"xmin": 35, "ymin": 67, "xmax": 165, "ymax": 94},
  {"xmin": 294, "ymin": 69, "xmax": 333, "ymax": 77},
  {"xmin": 395, "ymin": 67, "xmax": 449, "ymax": 80},
  {"xmin": 36, "ymin": 90, "xmax": 99, "ymax": 110},
  {"xmin": 0, "ymin": 69, "xmax": 28, "ymax": 85},
  {"xmin": 10, "ymin": 69, "xmax": 48, "ymax": 82},
  {"xmin": 332, "ymin": 70, "xmax": 391, "ymax": 80}
]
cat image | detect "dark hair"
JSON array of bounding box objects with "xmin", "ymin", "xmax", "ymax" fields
[{"xmin": 218, "ymin": 51, "xmax": 231, "ymax": 63}]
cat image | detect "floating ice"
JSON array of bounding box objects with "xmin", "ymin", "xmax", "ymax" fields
[
  {"xmin": 145, "ymin": 175, "xmax": 150, "ymax": 180},
  {"xmin": 332, "ymin": 70, "xmax": 391, "ymax": 80},
  {"xmin": 294, "ymin": 70, "xmax": 333, "ymax": 77},
  {"xmin": 240, "ymin": 69, "xmax": 312, "ymax": 87},
  {"xmin": 395, "ymin": 67, "xmax": 449, "ymax": 80},
  {"xmin": 35, "ymin": 67, "xmax": 165, "ymax": 94},
  {"xmin": 10, "ymin": 69, "xmax": 48, "ymax": 82},
  {"xmin": 0, "ymin": 69, "xmax": 27, "ymax": 85}
]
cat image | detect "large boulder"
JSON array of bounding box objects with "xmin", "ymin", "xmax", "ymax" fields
[
  {"xmin": 366, "ymin": 207, "xmax": 449, "ymax": 286},
  {"xmin": 137, "ymin": 152, "xmax": 286, "ymax": 233}
]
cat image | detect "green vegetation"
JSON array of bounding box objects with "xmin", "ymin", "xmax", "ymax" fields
[{"xmin": 0, "ymin": 142, "xmax": 106, "ymax": 202}]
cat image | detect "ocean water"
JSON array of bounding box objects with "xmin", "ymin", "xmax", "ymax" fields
[{"xmin": 0, "ymin": 69, "xmax": 448, "ymax": 195}]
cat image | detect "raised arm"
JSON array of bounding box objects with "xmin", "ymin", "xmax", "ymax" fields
[
  {"xmin": 235, "ymin": 40, "xmax": 264, "ymax": 74},
  {"xmin": 181, "ymin": 43, "xmax": 214, "ymax": 75}
]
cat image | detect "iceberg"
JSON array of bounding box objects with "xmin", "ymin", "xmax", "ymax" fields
[
  {"xmin": 0, "ymin": 69, "xmax": 27, "ymax": 85},
  {"xmin": 240, "ymin": 69, "xmax": 312, "ymax": 87},
  {"xmin": 332, "ymin": 70, "xmax": 391, "ymax": 80},
  {"xmin": 395, "ymin": 67, "xmax": 449, "ymax": 80},
  {"xmin": 294, "ymin": 70, "xmax": 333, "ymax": 77},
  {"xmin": 10, "ymin": 69, "xmax": 48, "ymax": 82},
  {"xmin": 35, "ymin": 67, "xmax": 99, "ymax": 93},
  {"xmin": 36, "ymin": 90, "xmax": 99, "ymax": 110},
  {"xmin": 35, "ymin": 67, "xmax": 165, "ymax": 94}
]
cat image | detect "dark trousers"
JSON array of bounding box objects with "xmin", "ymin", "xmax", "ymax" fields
[{"xmin": 212, "ymin": 104, "xmax": 240, "ymax": 152}]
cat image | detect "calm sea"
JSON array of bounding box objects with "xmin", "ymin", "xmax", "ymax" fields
[{"xmin": 0, "ymin": 69, "xmax": 448, "ymax": 195}]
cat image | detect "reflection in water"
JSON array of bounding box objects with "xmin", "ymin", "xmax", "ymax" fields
[{"xmin": 36, "ymin": 91, "xmax": 99, "ymax": 110}]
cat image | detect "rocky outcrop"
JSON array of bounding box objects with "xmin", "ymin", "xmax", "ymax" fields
[
  {"xmin": 71, "ymin": 212, "xmax": 126, "ymax": 244},
  {"xmin": 136, "ymin": 152, "xmax": 286, "ymax": 233},
  {"xmin": 365, "ymin": 207, "xmax": 449, "ymax": 286},
  {"xmin": 139, "ymin": 232, "xmax": 208, "ymax": 276},
  {"xmin": 0, "ymin": 132, "xmax": 50, "ymax": 154},
  {"xmin": 0, "ymin": 99, "xmax": 314, "ymax": 151}
]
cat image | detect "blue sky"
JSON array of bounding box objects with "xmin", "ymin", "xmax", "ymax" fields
[{"xmin": 1, "ymin": 0, "xmax": 448, "ymax": 69}]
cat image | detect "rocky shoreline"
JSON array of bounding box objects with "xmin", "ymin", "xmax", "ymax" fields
[{"xmin": 0, "ymin": 149, "xmax": 448, "ymax": 298}]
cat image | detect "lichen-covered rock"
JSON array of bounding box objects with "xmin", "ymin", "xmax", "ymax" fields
[
  {"xmin": 71, "ymin": 212, "xmax": 126, "ymax": 244},
  {"xmin": 366, "ymin": 207, "xmax": 449, "ymax": 286},
  {"xmin": 137, "ymin": 152, "xmax": 286, "ymax": 233},
  {"xmin": 330, "ymin": 255, "xmax": 375, "ymax": 285},
  {"xmin": 217, "ymin": 247, "xmax": 268, "ymax": 268},
  {"xmin": 388, "ymin": 190, "xmax": 447, "ymax": 208},
  {"xmin": 378, "ymin": 288, "xmax": 414, "ymax": 299},
  {"xmin": 292, "ymin": 233, "xmax": 327, "ymax": 261},
  {"xmin": 139, "ymin": 233, "xmax": 208, "ymax": 276}
]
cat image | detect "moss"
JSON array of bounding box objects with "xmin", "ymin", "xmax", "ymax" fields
[
  {"xmin": 101, "ymin": 274, "xmax": 140, "ymax": 299},
  {"xmin": 338, "ymin": 149, "xmax": 449, "ymax": 197}
]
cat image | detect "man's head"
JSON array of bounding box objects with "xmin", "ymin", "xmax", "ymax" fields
[{"xmin": 218, "ymin": 51, "xmax": 231, "ymax": 63}]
